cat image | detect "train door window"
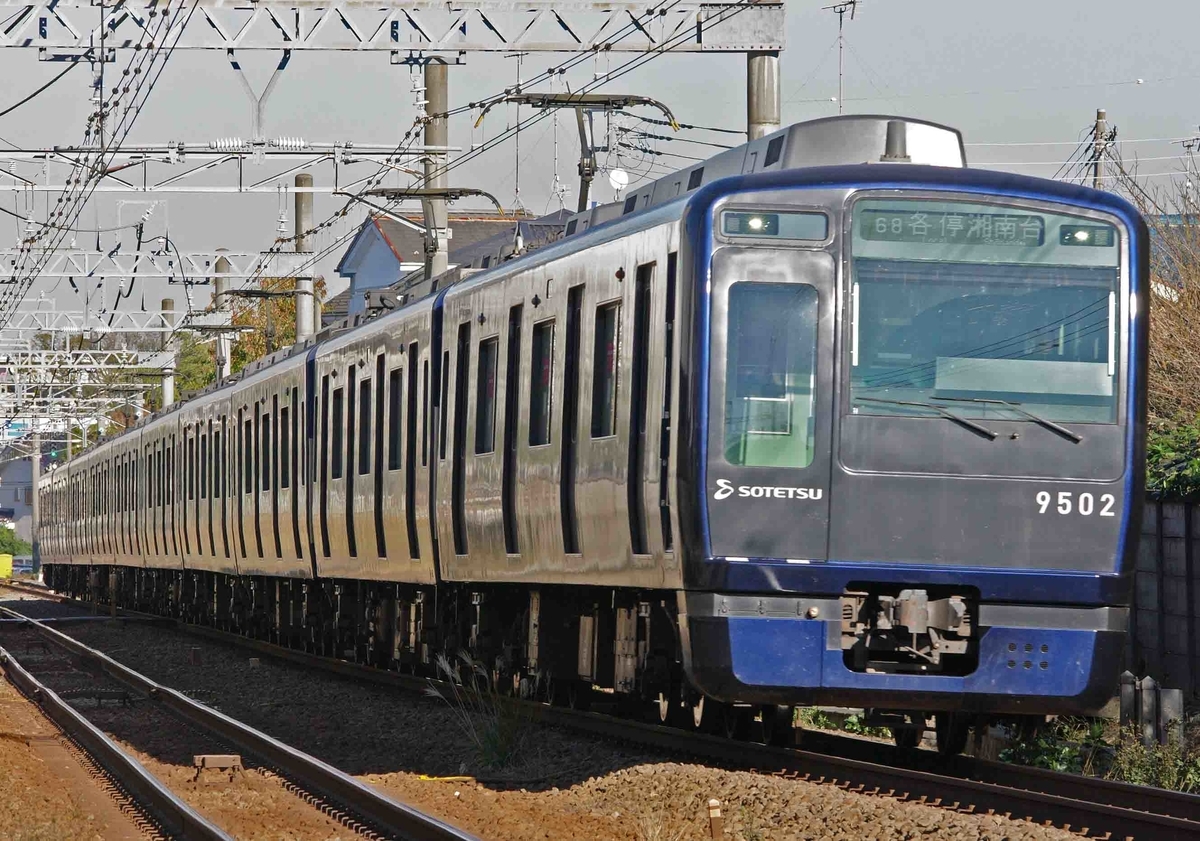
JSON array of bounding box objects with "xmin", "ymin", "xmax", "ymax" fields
[
  {"xmin": 374, "ymin": 354, "xmax": 386, "ymax": 557},
  {"xmin": 561, "ymin": 285, "xmax": 584, "ymax": 554},
  {"xmin": 407, "ymin": 343, "xmax": 422, "ymax": 558},
  {"xmin": 628, "ymin": 264, "xmax": 653, "ymax": 555},
  {"xmin": 200, "ymin": 433, "xmax": 208, "ymax": 499},
  {"xmin": 452, "ymin": 322, "xmax": 470, "ymax": 555},
  {"xmin": 346, "ymin": 365, "xmax": 357, "ymax": 558},
  {"xmin": 219, "ymin": 421, "xmax": 229, "ymax": 559},
  {"xmin": 723, "ymin": 283, "xmax": 819, "ymax": 468},
  {"xmin": 659, "ymin": 252, "xmax": 677, "ymax": 551},
  {"xmin": 169, "ymin": 436, "xmax": 177, "ymax": 556},
  {"xmin": 331, "ymin": 387, "xmax": 344, "ymax": 480},
  {"xmin": 238, "ymin": 410, "xmax": 247, "ymax": 557},
  {"xmin": 187, "ymin": 433, "xmax": 195, "ymax": 501},
  {"xmin": 320, "ymin": 374, "xmax": 331, "ymax": 558},
  {"xmin": 290, "ymin": 386, "xmax": 301, "ymax": 560},
  {"xmin": 475, "ymin": 336, "xmax": 499, "ymax": 454},
  {"xmin": 421, "ymin": 358, "xmax": 429, "ymax": 467},
  {"xmin": 261, "ymin": 408, "xmax": 272, "ymax": 492},
  {"xmin": 529, "ymin": 320, "xmax": 554, "ymax": 446},
  {"xmin": 591, "ymin": 301, "xmax": 621, "ymax": 438},
  {"xmin": 439, "ymin": 350, "xmax": 450, "ymax": 460},
  {"xmin": 243, "ymin": 415, "xmax": 253, "ymax": 492},
  {"xmin": 358, "ymin": 377, "xmax": 372, "ymax": 475},
  {"xmin": 268, "ymin": 396, "xmax": 279, "ymax": 558},
  {"xmin": 388, "ymin": 368, "xmax": 403, "ymax": 470},
  {"xmin": 502, "ymin": 304, "xmax": 522, "ymax": 555},
  {"xmin": 253, "ymin": 403, "xmax": 264, "ymax": 558},
  {"xmin": 280, "ymin": 406, "xmax": 291, "ymax": 488}
]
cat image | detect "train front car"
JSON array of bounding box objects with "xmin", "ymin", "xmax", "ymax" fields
[{"xmin": 677, "ymin": 154, "xmax": 1148, "ymax": 749}]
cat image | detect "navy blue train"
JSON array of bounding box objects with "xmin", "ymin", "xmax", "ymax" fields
[{"xmin": 40, "ymin": 115, "xmax": 1148, "ymax": 753}]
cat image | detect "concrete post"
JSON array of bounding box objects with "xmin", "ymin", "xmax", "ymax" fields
[
  {"xmin": 747, "ymin": 51, "xmax": 781, "ymax": 141},
  {"xmin": 294, "ymin": 173, "xmax": 315, "ymax": 343},
  {"xmin": 161, "ymin": 298, "xmax": 177, "ymax": 408},
  {"xmin": 30, "ymin": 430, "xmax": 40, "ymax": 576},
  {"xmin": 1092, "ymin": 108, "xmax": 1108, "ymax": 190},
  {"xmin": 424, "ymin": 59, "xmax": 450, "ymax": 280},
  {"xmin": 213, "ymin": 255, "xmax": 232, "ymax": 380}
]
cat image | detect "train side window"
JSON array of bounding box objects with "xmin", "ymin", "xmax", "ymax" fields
[
  {"xmin": 290, "ymin": 387, "xmax": 301, "ymax": 559},
  {"xmin": 628, "ymin": 263, "xmax": 653, "ymax": 555},
  {"xmin": 388, "ymin": 368, "xmax": 403, "ymax": 470},
  {"xmin": 280, "ymin": 406, "xmax": 291, "ymax": 488},
  {"xmin": 358, "ymin": 377, "xmax": 372, "ymax": 475},
  {"xmin": 331, "ymin": 387, "xmax": 345, "ymax": 480},
  {"xmin": 723, "ymin": 282, "xmax": 819, "ymax": 469},
  {"xmin": 529, "ymin": 320, "xmax": 554, "ymax": 446},
  {"xmin": 502, "ymin": 304, "xmax": 522, "ymax": 555},
  {"xmin": 475, "ymin": 336, "xmax": 499, "ymax": 454},
  {"xmin": 660, "ymin": 252, "xmax": 678, "ymax": 551},
  {"xmin": 591, "ymin": 301, "xmax": 621, "ymax": 438},
  {"xmin": 346, "ymin": 366, "xmax": 358, "ymax": 558},
  {"xmin": 262, "ymin": 410, "xmax": 272, "ymax": 491},
  {"xmin": 765, "ymin": 136, "xmax": 784, "ymax": 167}
]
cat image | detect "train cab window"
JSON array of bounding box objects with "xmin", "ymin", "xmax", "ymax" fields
[
  {"xmin": 332, "ymin": 387, "xmax": 345, "ymax": 479},
  {"xmin": 529, "ymin": 320, "xmax": 554, "ymax": 446},
  {"xmin": 591, "ymin": 302, "xmax": 621, "ymax": 438},
  {"xmin": 765, "ymin": 136, "xmax": 784, "ymax": 167},
  {"xmin": 475, "ymin": 337, "xmax": 499, "ymax": 454},
  {"xmin": 358, "ymin": 378, "xmax": 372, "ymax": 475},
  {"xmin": 280, "ymin": 406, "xmax": 291, "ymax": 488},
  {"xmin": 723, "ymin": 283, "xmax": 819, "ymax": 468},
  {"xmin": 388, "ymin": 368, "xmax": 403, "ymax": 470}
]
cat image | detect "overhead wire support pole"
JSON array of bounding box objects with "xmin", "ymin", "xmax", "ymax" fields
[
  {"xmin": 1092, "ymin": 108, "xmax": 1109, "ymax": 190},
  {"xmin": 294, "ymin": 172, "xmax": 314, "ymax": 343}
]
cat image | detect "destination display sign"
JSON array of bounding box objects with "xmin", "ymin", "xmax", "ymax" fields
[{"xmin": 859, "ymin": 209, "xmax": 1045, "ymax": 246}]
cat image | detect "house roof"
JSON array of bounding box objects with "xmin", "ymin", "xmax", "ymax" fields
[{"xmin": 369, "ymin": 211, "xmax": 534, "ymax": 265}]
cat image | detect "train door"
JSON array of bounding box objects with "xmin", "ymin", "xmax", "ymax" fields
[{"xmin": 705, "ymin": 247, "xmax": 836, "ymax": 563}]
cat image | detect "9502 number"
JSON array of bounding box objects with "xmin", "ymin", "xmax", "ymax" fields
[{"xmin": 1036, "ymin": 491, "xmax": 1116, "ymax": 517}]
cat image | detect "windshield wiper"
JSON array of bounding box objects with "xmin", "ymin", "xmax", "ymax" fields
[
  {"xmin": 939, "ymin": 397, "xmax": 1083, "ymax": 443},
  {"xmin": 855, "ymin": 397, "xmax": 998, "ymax": 440}
]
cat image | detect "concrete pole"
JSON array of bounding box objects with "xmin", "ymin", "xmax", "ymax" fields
[
  {"xmin": 424, "ymin": 59, "xmax": 450, "ymax": 280},
  {"xmin": 1092, "ymin": 108, "xmax": 1108, "ymax": 190},
  {"xmin": 294, "ymin": 173, "xmax": 315, "ymax": 343},
  {"xmin": 161, "ymin": 298, "xmax": 177, "ymax": 408},
  {"xmin": 747, "ymin": 51, "xmax": 781, "ymax": 141},
  {"xmin": 213, "ymin": 255, "xmax": 232, "ymax": 380},
  {"xmin": 313, "ymin": 283, "xmax": 323, "ymax": 335},
  {"xmin": 30, "ymin": 430, "xmax": 40, "ymax": 576}
]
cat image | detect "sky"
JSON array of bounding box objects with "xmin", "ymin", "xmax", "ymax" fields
[{"xmin": 2, "ymin": 0, "xmax": 1199, "ymax": 316}]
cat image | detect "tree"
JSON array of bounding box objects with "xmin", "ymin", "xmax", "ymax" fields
[
  {"xmin": 229, "ymin": 275, "xmax": 327, "ymax": 374},
  {"xmin": 0, "ymin": 528, "xmax": 32, "ymax": 556}
]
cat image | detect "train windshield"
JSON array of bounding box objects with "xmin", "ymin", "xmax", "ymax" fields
[{"xmin": 849, "ymin": 197, "xmax": 1123, "ymax": 424}]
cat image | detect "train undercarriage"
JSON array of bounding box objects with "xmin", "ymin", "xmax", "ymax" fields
[{"xmin": 44, "ymin": 564, "xmax": 993, "ymax": 752}]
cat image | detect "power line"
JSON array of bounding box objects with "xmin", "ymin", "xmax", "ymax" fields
[{"xmin": 0, "ymin": 59, "xmax": 82, "ymax": 120}]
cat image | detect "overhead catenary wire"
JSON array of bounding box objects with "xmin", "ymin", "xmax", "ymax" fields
[{"xmin": 0, "ymin": 59, "xmax": 83, "ymax": 120}]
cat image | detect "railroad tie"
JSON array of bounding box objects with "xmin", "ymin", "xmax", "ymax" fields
[{"xmin": 193, "ymin": 753, "xmax": 244, "ymax": 782}]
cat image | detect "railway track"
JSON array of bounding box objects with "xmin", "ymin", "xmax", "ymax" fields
[
  {"xmin": 0, "ymin": 588, "xmax": 478, "ymax": 841},
  {"xmin": 5, "ymin": 579, "xmax": 1200, "ymax": 840}
]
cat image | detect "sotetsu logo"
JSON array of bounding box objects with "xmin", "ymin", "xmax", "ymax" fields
[{"xmin": 713, "ymin": 479, "xmax": 823, "ymax": 501}]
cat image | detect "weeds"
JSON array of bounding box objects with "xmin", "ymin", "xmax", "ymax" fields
[
  {"xmin": 634, "ymin": 809, "xmax": 690, "ymax": 841},
  {"xmin": 424, "ymin": 650, "xmax": 530, "ymax": 771},
  {"xmin": 1001, "ymin": 716, "xmax": 1200, "ymax": 793}
]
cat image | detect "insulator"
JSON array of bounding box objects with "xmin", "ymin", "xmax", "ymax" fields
[
  {"xmin": 273, "ymin": 137, "xmax": 308, "ymax": 151},
  {"xmin": 209, "ymin": 138, "xmax": 245, "ymax": 152}
]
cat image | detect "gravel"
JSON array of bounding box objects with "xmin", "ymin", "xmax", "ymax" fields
[{"xmin": 18, "ymin": 610, "xmax": 1085, "ymax": 841}]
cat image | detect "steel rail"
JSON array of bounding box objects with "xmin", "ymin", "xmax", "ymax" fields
[
  {"xmin": 8, "ymin": 580, "xmax": 1200, "ymax": 839},
  {"xmin": 0, "ymin": 644, "xmax": 233, "ymax": 841},
  {"xmin": 0, "ymin": 601, "xmax": 479, "ymax": 841}
]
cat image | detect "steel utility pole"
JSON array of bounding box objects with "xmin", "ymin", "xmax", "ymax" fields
[
  {"xmin": 1092, "ymin": 108, "xmax": 1108, "ymax": 190},
  {"xmin": 294, "ymin": 173, "xmax": 315, "ymax": 343},
  {"xmin": 29, "ymin": 430, "xmax": 40, "ymax": 576},
  {"xmin": 424, "ymin": 59, "xmax": 450, "ymax": 280}
]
